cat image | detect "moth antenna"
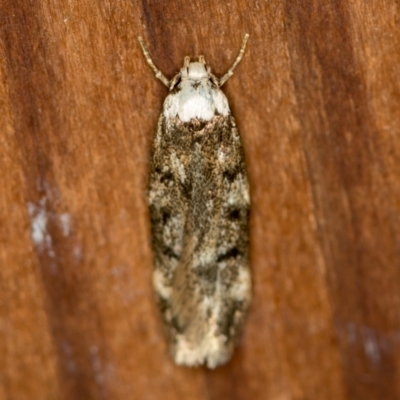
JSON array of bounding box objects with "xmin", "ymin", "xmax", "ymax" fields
[
  {"xmin": 138, "ymin": 36, "xmax": 170, "ymax": 88},
  {"xmin": 219, "ymin": 34, "xmax": 249, "ymax": 87}
]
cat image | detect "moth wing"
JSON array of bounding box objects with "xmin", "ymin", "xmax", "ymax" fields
[{"xmin": 148, "ymin": 115, "xmax": 186, "ymax": 310}]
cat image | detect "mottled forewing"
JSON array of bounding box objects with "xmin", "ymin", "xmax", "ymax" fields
[{"xmin": 149, "ymin": 114, "xmax": 251, "ymax": 368}]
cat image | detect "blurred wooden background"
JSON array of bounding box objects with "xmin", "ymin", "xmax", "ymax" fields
[{"xmin": 1, "ymin": 1, "xmax": 400, "ymax": 399}]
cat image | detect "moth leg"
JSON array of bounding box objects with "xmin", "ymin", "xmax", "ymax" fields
[
  {"xmin": 210, "ymin": 73, "xmax": 220, "ymax": 87},
  {"xmin": 169, "ymin": 73, "xmax": 181, "ymax": 90},
  {"xmin": 138, "ymin": 36, "xmax": 170, "ymax": 88},
  {"xmin": 219, "ymin": 34, "xmax": 249, "ymax": 87}
]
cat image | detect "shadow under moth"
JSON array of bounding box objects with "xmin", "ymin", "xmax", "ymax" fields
[{"xmin": 139, "ymin": 35, "xmax": 251, "ymax": 368}]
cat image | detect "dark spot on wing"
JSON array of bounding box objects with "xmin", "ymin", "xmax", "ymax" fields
[
  {"xmin": 161, "ymin": 244, "xmax": 179, "ymax": 260},
  {"xmin": 180, "ymin": 180, "xmax": 192, "ymax": 199},
  {"xmin": 217, "ymin": 247, "xmax": 240, "ymax": 262},
  {"xmin": 160, "ymin": 171, "xmax": 173, "ymax": 184},
  {"xmin": 218, "ymin": 301, "xmax": 243, "ymax": 339},
  {"xmin": 160, "ymin": 207, "xmax": 171, "ymax": 224},
  {"xmin": 228, "ymin": 208, "xmax": 241, "ymax": 220},
  {"xmin": 223, "ymin": 169, "xmax": 238, "ymax": 183}
]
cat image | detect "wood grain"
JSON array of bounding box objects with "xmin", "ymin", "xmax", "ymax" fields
[{"xmin": 1, "ymin": 1, "xmax": 399, "ymax": 399}]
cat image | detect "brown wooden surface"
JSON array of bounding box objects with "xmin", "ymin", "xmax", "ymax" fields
[{"xmin": 1, "ymin": 1, "xmax": 400, "ymax": 399}]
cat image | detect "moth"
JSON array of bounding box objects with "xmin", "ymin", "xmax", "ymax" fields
[{"xmin": 139, "ymin": 35, "xmax": 251, "ymax": 368}]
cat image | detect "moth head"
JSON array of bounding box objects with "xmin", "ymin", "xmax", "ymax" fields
[
  {"xmin": 138, "ymin": 34, "xmax": 249, "ymax": 90},
  {"xmin": 180, "ymin": 55, "xmax": 211, "ymax": 81}
]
